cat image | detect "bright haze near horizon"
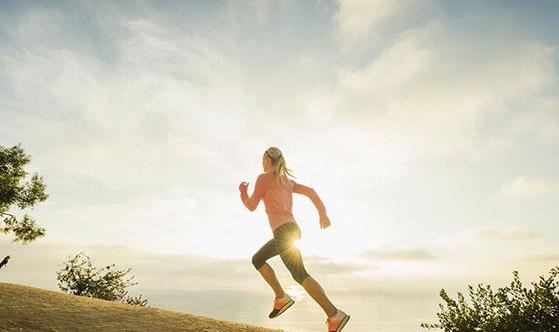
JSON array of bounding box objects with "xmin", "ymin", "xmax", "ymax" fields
[{"xmin": 1, "ymin": 1, "xmax": 558, "ymax": 331}]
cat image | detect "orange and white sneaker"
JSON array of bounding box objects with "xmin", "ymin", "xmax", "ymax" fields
[
  {"xmin": 268, "ymin": 294, "xmax": 294, "ymax": 319},
  {"xmin": 326, "ymin": 309, "xmax": 350, "ymax": 332}
]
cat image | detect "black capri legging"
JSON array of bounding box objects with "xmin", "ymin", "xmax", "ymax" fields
[{"xmin": 251, "ymin": 222, "xmax": 310, "ymax": 285}]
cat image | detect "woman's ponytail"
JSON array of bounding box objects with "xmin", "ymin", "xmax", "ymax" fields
[{"xmin": 265, "ymin": 147, "xmax": 295, "ymax": 185}]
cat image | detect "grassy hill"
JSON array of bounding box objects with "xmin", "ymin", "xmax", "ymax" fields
[{"xmin": 0, "ymin": 282, "xmax": 283, "ymax": 332}]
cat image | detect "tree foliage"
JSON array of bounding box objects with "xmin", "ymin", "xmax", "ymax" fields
[
  {"xmin": 422, "ymin": 266, "xmax": 559, "ymax": 331},
  {"xmin": 57, "ymin": 252, "xmax": 148, "ymax": 307},
  {"xmin": 0, "ymin": 143, "xmax": 48, "ymax": 243}
]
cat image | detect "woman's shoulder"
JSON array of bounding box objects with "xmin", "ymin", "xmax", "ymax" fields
[
  {"xmin": 257, "ymin": 172, "xmax": 274, "ymax": 182},
  {"xmin": 259, "ymin": 172, "xmax": 295, "ymax": 188}
]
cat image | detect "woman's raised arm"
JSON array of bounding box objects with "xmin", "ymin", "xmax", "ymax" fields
[{"xmin": 240, "ymin": 174, "xmax": 267, "ymax": 211}]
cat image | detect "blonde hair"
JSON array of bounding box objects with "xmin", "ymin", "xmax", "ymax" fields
[{"xmin": 264, "ymin": 147, "xmax": 295, "ymax": 185}]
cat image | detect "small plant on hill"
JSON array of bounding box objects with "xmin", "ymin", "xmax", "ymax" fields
[
  {"xmin": 124, "ymin": 294, "xmax": 149, "ymax": 307},
  {"xmin": 1, "ymin": 143, "xmax": 48, "ymax": 243},
  {"xmin": 57, "ymin": 252, "xmax": 149, "ymax": 307},
  {"xmin": 421, "ymin": 265, "xmax": 559, "ymax": 331}
]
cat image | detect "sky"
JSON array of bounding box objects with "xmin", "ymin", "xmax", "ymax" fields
[{"xmin": 1, "ymin": 1, "xmax": 558, "ymax": 331}]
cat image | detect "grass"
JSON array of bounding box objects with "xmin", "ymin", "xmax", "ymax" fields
[{"xmin": 0, "ymin": 282, "xmax": 283, "ymax": 332}]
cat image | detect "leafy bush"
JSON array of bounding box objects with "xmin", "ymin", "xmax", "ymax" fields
[
  {"xmin": 422, "ymin": 266, "xmax": 559, "ymax": 331},
  {"xmin": 57, "ymin": 252, "xmax": 148, "ymax": 307}
]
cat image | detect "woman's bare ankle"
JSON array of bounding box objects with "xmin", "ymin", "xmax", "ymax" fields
[
  {"xmin": 275, "ymin": 291, "xmax": 286, "ymax": 299},
  {"xmin": 327, "ymin": 307, "xmax": 338, "ymax": 318}
]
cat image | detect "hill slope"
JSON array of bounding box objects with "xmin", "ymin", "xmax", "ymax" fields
[{"xmin": 0, "ymin": 283, "xmax": 282, "ymax": 332}]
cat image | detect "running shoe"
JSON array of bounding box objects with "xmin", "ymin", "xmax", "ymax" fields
[
  {"xmin": 268, "ymin": 294, "xmax": 294, "ymax": 319},
  {"xmin": 326, "ymin": 309, "xmax": 350, "ymax": 332}
]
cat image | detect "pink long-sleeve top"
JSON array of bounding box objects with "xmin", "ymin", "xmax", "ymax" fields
[{"xmin": 241, "ymin": 171, "xmax": 327, "ymax": 231}]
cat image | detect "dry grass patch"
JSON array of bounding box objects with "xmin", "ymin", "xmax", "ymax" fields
[{"xmin": 0, "ymin": 283, "xmax": 282, "ymax": 332}]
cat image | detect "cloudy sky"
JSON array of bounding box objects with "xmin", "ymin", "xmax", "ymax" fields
[{"xmin": 1, "ymin": 1, "xmax": 558, "ymax": 331}]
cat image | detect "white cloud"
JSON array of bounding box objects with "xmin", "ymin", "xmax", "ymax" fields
[
  {"xmin": 507, "ymin": 104, "xmax": 559, "ymax": 143},
  {"xmin": 360, "ymin": 246, "xmax": 436, "ymax": 261},
  {"xmin": 303, "ymin": 255, "xmax": 372, "ymax": 274},
  {"xmin": 435, "ymin": 227, "xmax": 541, "ymax": 248},
  {"xmin": 430, "ymin": 226, "xmax": 548, "ymax": 275},
  {"xmin": 432, "ymin": 226, "xmax": 544, "ymax": 262},
  {"xmin": 497, "ymin": 177, "xmax": 559, "ymax": 199},
  {"xmin": 250, "ymin": 0, "xmax": 275, "ymax": 26},
  {"xmin": 334, "ymin": 0, "xmax": 426, "ymax": 46},
  {"xmin": 463, "ymin": 227, "xmax": 541, "ymax": 241},
  {"xmin": 247, "ymin": 0, "xmax": 296, "ymax": 26},
  {"xmin": 523, "ymin": 253, "xmax": 559, "ymax": 262},
  {"xmin": 306, "ymin": 23, "xmax": 558, "ymax": 162},
  {"xmin": 2, "ymin": 9, "xmax": 252, "ymax": 191}
]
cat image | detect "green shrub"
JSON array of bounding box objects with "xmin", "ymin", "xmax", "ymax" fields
[
  {"xmin": 57, "ymin": 252, "xmax": 148, "ymax": 307},
  {"xmin": 422, "ymin": 266, "xmax": 559, "ymax": 331}
]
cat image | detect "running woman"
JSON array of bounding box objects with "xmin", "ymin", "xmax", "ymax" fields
[{"xmin": 239, "ymin": 147, "xmax": 350, "ymax": 332}]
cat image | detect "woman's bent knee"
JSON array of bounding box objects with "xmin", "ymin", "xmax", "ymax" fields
[
  {"xmin": 252, "ymin": 254, "xmax": 265, "ymax": 270},
  {"xmin": 293, "ymin": 271, "xmax": 310, "ymax": 285}
]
